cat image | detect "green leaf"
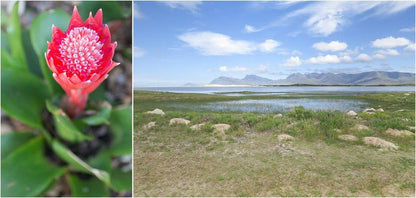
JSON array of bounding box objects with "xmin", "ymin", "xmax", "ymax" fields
[
  {"xmin": 87, "ymin": 149, "xmax": 112, "ymax": 172},
  {"xmin": 23, "ymin": 30, "xmax": 42, "ymax": 77},
  {"xmin": 78, "ymin": 1, "xmax": 124, "ymax": 23},
  {"xmin": 1, "ymin": 46, "xmax": 20, "ymax": 69},
  {"xmin": 110, "ymin": 169, "xmax": 132, "ymax": 191},
  {"xmin": 67, "ymin": 174, "xmax": 110, "ymax": 197},
  {"xmin": 30, "ymin": 8, "xmax": 70, "ymax": 95},
  {"xmin": 1, "ymin": 137, "xmax": 66, "ymax": 197},
  {"xmin": 46, "ymin": 101, "xmax": 92, "ymax": 143},
  {"xmin": 1, "ymin": 132, "xmax": 35, "ymax": 160},
  {"xmin": 51, "ymin": 140, "xmax": 110, "ymax": 186},
  {"xmin": 6, "ymin": 2, "xmax": 27, "ymax": 71},
  {"xmin": 1, "ymin": 68, "xmax": 50, "ymax": 130},
  {"xmin": 81, "ymin": 103, "xmax": 112, "ymax": 126},
  {"xmin": 108, "ymin": 106, "xmax": 132, "ymax": 156}
]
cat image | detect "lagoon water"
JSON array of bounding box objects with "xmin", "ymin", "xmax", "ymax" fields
[
  {"xmin": 136, "ymin": 86, "xmax": 414, "ymax": 113},
  {"xmin": 169, "ymin": 98, "xmax": 368, "ymax": 113}
]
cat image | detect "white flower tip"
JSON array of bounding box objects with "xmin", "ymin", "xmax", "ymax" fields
[
  {"xmin": 87, "ymin": 80, "xmax": 92, "ymax": 83},
  {"xmin": 52, "ymin": 73, "xmax": 57, "ymax": 78}
]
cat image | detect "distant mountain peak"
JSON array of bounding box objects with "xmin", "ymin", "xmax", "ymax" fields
[{"xmin": 208, "ymin": 71, "xmax": 415, "ymax": 86}]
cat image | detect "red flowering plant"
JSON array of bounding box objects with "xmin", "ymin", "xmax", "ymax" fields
[
  {"xmin": 1, "ymin": 2, "xmax": 131, "ymax": 197},
  {"xmin": 46, "ymin": 6, "xmax": 119, "ymax": 118}
]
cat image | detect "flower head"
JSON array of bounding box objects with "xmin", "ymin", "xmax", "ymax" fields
[{"xmin": 45, "ymin": 6, "xmax": 118, "ymax": 118}]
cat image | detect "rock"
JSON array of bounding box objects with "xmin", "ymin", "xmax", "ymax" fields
[
  {"xmin": 335, "ymin": 129, "xmax": 342, "ymax": 133},
  {"xmin": 409, "ymin": 126, "xmax": 415, "ymax": 130},
  {"xmin": 376, "ymin": 108, "xmax": 384, "ymax": 112},
  {"xmin": 338, "ymin": 134, "xmax": 358, "ymax": 141},
  {"xmin": 146, "ymin": 108, "xmax": 165, "ymax": 116},
  {"xmin": 273, "ymin": 113, "xmax": 283, "ymax": 119},
  {"xmin": 363, "ymin": 108, "xmax": 376, "ymax": 113},
  {"xmin": 401, "ymin": 118, "xmax": 409, "ymax": 122},
  {"xmin": 169, "ymin": 118, "xmax": 190, "ymax": 126},
  {"xmin": 143, "ymin": 122, "xmax": 156, "ymax": 129},
  {"xmin": 404, "ymin": 93, "xmax": 410, "ymax": 96},
  {"xmin": 213, "ymin": 124, "xmax": 231, "ymax": 133},
  {"xmin": 363, "ymin": 137, "xmax": 398, "ymax": 150},
  {"xmin": 353, "ymin": 124, "xmax": 370, "ymax": 131},
  {"xmin": 346, "ymin": 110, "xmax": 357, "ymax": 116},
  {"xmin": 385, "ymin": 128, "xmax": 414, "ymax": 137},
  {"xmin": 278, "ymin": 134, "xmax": 294, "ymax": 141},
  {"xmin": 190, "ymin": 123, "xmax": 206, "ymax": 131}
]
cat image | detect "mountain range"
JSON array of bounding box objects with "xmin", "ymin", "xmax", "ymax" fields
[{"xmin": 209, "ymin": 71, "xmax": 415, "ymax": 85}]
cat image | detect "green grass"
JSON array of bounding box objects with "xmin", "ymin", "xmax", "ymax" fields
[{"xmin": 134, "ymin": 91, "xmax": 415, "ymax": 196}]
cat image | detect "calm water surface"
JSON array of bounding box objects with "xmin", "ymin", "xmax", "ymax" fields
[
  {"xmin": 136, "ymin": 86, "xmax": 414, "ymax": 113},
  {"xmin": 135, "ymin": 86, "xmax": 414, "ymax": 95}
]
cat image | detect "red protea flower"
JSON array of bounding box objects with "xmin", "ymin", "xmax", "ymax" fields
[{"xmin": 45, "ymin": 6, "xmax": 118, "ymax": 118}]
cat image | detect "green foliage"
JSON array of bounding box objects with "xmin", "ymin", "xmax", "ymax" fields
[
  {"xmin": 1, "ymin": 137, "xmax": 66, "ymax": 197},
  {"xmin": 1, "ymin": 68, "xmax": 50, "ymax": 130},
  {"xmin": 1, "ymin": 132, "xmax": 35, "ymax": 160},
  {"xmin": 67, "ymin": 174, "xmax": 110, "ymax": 197},
  {"xmin": 288, "ymin": 106, "xmax": 314, "ymax": 120},
  {"xmin": 201, "ymin": 124, "xmax": 215, "ymax": 133}
]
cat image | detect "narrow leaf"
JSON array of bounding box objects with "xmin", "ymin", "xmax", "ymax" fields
[{"xmin": 51, "ymin": 140, "xmax": 110, "ymax": 186}]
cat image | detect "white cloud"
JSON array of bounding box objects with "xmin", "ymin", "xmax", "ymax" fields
[
  {"xmin": 339, "ymin": 55, "xmax": 353, "ymax": 63},
  {"xmin": 134, "ymin": 46, "xmax": 145, "ymax": 57},
  {"xmin": 219, "ymin": 66, "xmax": 247, "ymax": 72},
  {"xmin": 245, "ymin": 25, "xmax": 261, "ymax": 33},
  {"xmin": 313, "ymin": 41, "xmax": 348, "ymax": 51},
  {"xmin": 405, "ymin": 43, "xmax": 415, "ymax": 51},
  {"xmin": 355, "ymin": 53, "xmax": 372, "ymax": 62},
  {"xmin": 134, "ymin": 4, "xmax": 143, "ymax": 19},
  {"xmin": 372, "ymin": 36, "xmax": 411, "ymax": 48},
  {"xmin": 374, "ymin": 49, "xmax": 399, "ymax": 56},
  {"xmin": 162, "ymin": 1, "xmax": 202, "ymax": 14},
  {"xmin": 309, "ymin": 54, "xmax": 340, "ymax": 64},
  {"xmin": 373, "ymin": 54, "xmax": 386, "ymax": 60},
  {"xmin": 258, "ymin": 39, "xmax": 280, "ymax": 52},
  {"xmin": 292, "ymin": 50, "xmax": 302, "ymax": 56},
  {"xmin": 178, "ymin": 31, "xmax": 280, "ymax": 55},
  {"xmin": 400, "ymin": 27, "xmax": 415, "ymax": 32},
  {"xmin": 257, "ymin": 1, "xmax": 414, "ymax": 36},
  {"xmin": 283, "ymin": 56, "xmax": 302, "ymax": 66}
]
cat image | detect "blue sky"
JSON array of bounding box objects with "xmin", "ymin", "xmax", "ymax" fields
[{"xmin": 134, "ymin": 1, "xmax": 415, "ymax": 87}]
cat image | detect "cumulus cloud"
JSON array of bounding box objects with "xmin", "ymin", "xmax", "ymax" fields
[
  {"xmin": 313, "ymin": 41, "xmax": 348, "ymax": 51},
  {"xmin": 162, "ymin": 1, "xmax": 202, "ymax": 14},
  {"xmin": 339, "ymin": 55, "xmax": 353, "ymax": 63},
  {"xmin": 374, "ymin": 49, "xmax": 399, "ymax": 56},
  {"xmin": 308, "ymin": 55, "xmax": 340, "ymax": 64},
  {"xmin": 178, "ymin": 31, "xmax": 280, "ymax": 55},
  {"xmin": 373, "ymin": 54, "xmax": 386, "ymax": 60},
  {"xmin": 258, "ymin": 39, "xmax": 280, "ymax": 52},
  {"xmin": 283, "ymin": 56, "xmax": 302, "ymax": 66},
  {"xmin": 355, "ymin": 53, "xmax": 372, "ymax": 62},
  {"xmin": 405, "ymin": 43, "xmax": 415, "ymax": 51},
  {"xmin": 372, "ymin": 36, "xmax": 411, "ymax": 48},
  {"xmin": 219, "ymin": 66, "xmax": 247, "ymax": 72}
]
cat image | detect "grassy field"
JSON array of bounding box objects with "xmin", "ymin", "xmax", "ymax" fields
[{"xmin": 134, "ymin": 90, "xmax": 415, "ymax": 196}]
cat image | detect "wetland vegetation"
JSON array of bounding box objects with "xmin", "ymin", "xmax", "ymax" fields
[{"xmin": 134, "ymin": 90, "xmax": 415, "ymax": 196}]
